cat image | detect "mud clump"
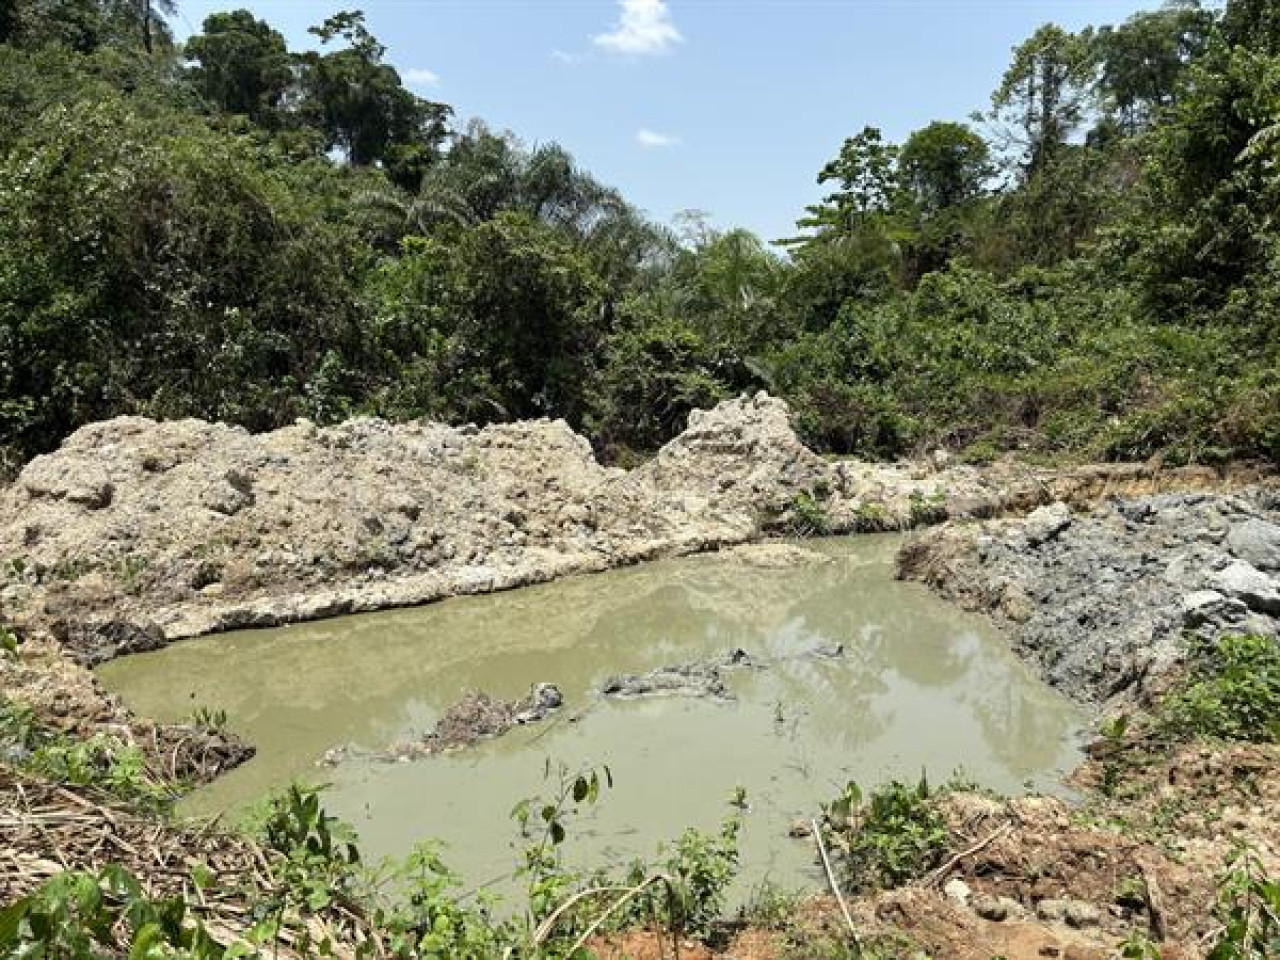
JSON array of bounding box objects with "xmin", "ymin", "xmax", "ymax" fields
[
  {"xmin": 323, "ymin": 683, "xmax": 564, "ymax": 765},
  {"xmin": 602, "ymin": 663, "xmax": 734, "ymax": 701},
  {"xmin": 899, "ymin": 490, "xmax": 1280, "ymax": 705}
]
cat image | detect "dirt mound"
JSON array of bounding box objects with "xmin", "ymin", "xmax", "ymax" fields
[{"xmin": 5, "ymin": 393, "xmax": 1268, "ymax": 654}]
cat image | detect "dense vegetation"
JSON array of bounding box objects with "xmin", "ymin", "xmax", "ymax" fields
[{"xmin": 2, "ymin": 0, "xmax": 1279, "ymax": 479}]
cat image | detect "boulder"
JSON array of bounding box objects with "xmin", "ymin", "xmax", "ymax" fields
[
  {"xmin": 1023, "ymin": 502, "xmax": 1072, "ymax": 547},
  {"xmin": 1227, "ymin": 518, "xmax": 1280, "ymax": 572},
  {"xmin": 1211, "ymin": 561, "xmax": 1280, "ymax": 615}
]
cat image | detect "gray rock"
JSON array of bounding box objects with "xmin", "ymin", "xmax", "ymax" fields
[
  {"xmin": 1036, "ymin": 898, "xmax": 1102, "ymax": 928},
  {"xmin": 943, "ymin": 878, "xmax": 971, "ymax": 906},
  {"xmin": 1212, "ymin": 561, "xmax": 1280, "ymax": 615},
  {"xmin": 971, "ymin": 894, "xmax": 1021, "ymax": 922},
  {"xmin": 1180, "ymin": 590, "xmax": 1248, "ymax": 627},
  {"xmin": 1227, "ymin": 518, "xmax": 1280, "ymax": 572},
  {"xmin": 1023, "ymin": 502, "xmax": 1072, "ymax": 547}
]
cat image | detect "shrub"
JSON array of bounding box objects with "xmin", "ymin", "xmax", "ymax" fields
[
  {"xmin": 1161, "ymin": 635, "xmax": 1280, "ymax": 743},
  {"xmin": 824, "ymin": 776, "xmax": 948, "ymax": 892}
]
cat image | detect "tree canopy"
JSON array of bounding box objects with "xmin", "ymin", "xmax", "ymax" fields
[{"xmin": 0, "ymin": 0, "xmax": 1277, "ymax": 477}]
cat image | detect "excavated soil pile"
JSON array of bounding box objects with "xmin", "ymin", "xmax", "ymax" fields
[
  {"xmin": 899, "ymin": 490, "xmax": 1280, "ymax": 705},
  {"xmin": 2, "ymin": 394, "xmax": 1266, "ymax": 657}
]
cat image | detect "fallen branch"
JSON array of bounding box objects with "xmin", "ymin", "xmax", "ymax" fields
[{"xmin": 921, "ymin": 822, "xmax": 1013, "ymax": 889}]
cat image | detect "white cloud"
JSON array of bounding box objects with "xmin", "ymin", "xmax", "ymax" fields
[
  {"xmin": 550, "ymin": 48, "xmax": 580, "ymax": 64},
  {"xmin": 403, "ymin": 67, "xmax": 441, "ymax": 86},
  {"xmin": 637, "ymin": 128, "xmax": 680, "ymax": 149},
  {"xmin": 594, "ymin": 0, "xmax": 683, "ymax": 56}
]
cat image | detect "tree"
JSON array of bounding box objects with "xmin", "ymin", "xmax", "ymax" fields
[
  {"xmin": 898, "ymin": 121, "xmax": 992, "ymax": 215},
  {"xmin": 1222, "ymin": 0, "xmax": 1280, "ymax": 55},
  {"xmin": 989, "ymin": 24, "xmax": 1095, "ymax": 177},
  {"xmin": 102, "ymin": 0, "xmax": 176, "ymax": 54},
  {"xmin": 1, "ymin": 1, "xmax": 19, "ymax": 44},
  {"xmin": 803, "ymin": 127, "xmax": 900, "ymax": 233},
  {"xmin": 1092, "ymin": 3, "xmax": 1214, "ymax": 134},
  {"xmin": 185, "ymin": 10, "xmax": 292, "ymax": 126},
  {"xmin": 298, "ymin": 10, "xmax": 450, "ymax": 186}
]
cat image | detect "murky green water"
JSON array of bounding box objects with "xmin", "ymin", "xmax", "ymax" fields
[{"xmin": 98, "ymin": 536, "xmax": 1083, "ymax": 895}]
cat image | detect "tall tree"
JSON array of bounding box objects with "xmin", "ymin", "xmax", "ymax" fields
[
  {"xmin": 299, "ymin": 10, "xmax": 450, "ymax": 187},
  {"xmin": 989, "ymin": 24, "xmax": 1095, "ymax": 177},
  {"xmin": 1092, "ymin": 2, "xmax": 1214, "ymax": 134},
  {"xmin": 185, "ymin": 9, "xmax": 292, "ymax": 126},
  {"xmin": 898, "ymin": 121, "xmax": 992, "ymax": 215},
  {"xmin": 794, "ymin": 126, "xmax": 900, "ymax": 241}
]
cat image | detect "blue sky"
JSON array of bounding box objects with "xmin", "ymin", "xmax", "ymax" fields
[{"xmin": 171, "ymin": 0, "xmax": 1165, "ymax": 241}]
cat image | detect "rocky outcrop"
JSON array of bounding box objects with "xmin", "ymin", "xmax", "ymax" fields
[
  {"xmin": 899, "ymin": 491, "xmax": 1280, "ymax": 705},
  {"xmin": 2, "ymin": 392, "xmax": 1272, "ymax": 655}
]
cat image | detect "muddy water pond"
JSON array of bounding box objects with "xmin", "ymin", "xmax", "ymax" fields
[{"xmin": 98, "ymin": 535, "xmax": 1084, "ymax": 895}]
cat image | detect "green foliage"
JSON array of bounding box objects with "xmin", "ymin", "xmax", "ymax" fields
[
  {"xmin": 1161, "ymin": 635, "xmax": 1280, "ymax": 743},
  {"xmin": 185, "ymin": 9, "xmax": 292, "ymax": 127},
  {"xmin": 824, "ymin": 776, "xmax": 948, "ymax": 892},
  {"xmin": 190, "ymin": 706, "xmax": 229, "ymax": 734},
  {"xmin": 654, "ymin": 791, "xmax": 746, "ymax": 938},
  {"xmin": 367, "ymin": 842, "xmax": 511, "ymax": 959},
  {"xmin": 0, "ymin": 865, "xmax": 234, "ymax": 960},
  {"xmin": 510, "ymin": 761, "xmax": 613, "ymax": 927},
  {"xmin": 28, "ymin": 733, "xmax": 171, "ymax": 809},
  {"xmin": 0, "ymin": 624, "xmax": 18, "ymax": 659},
  {"xmin": 258, "ymin": 783, "xmax": 361, "ymax": 914},
  {"xmin": 2, "ymin": 0, "xmax": 1280, "ymax": 479},
  {"xmin": 789, "ymin": 489, "xmax": 831, "ymax": 536},
  {"xmin": 0, "ymin": 697, "xmax": 170, "ymax": 808},
  {"xmin": 1208, "ymin": 846, "xmax": 1280, "ymax": 959}
]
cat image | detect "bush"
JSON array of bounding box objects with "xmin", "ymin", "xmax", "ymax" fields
[
  {"xmin": 823, "ymin": 776, "xmax": 948, "ymax": 892},
  {"xmin": 1161, "ymin": 635, "xmax": 1280, "ymax": 743}
]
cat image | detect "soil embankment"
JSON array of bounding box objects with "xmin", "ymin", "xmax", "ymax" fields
[
  {"xmin": 2, "ymin": 392, "xmax": 1267, "ymax": 661},
  {"xmin": 873, "ymin": 489, "xmax": 1280, "ymax": 958}
]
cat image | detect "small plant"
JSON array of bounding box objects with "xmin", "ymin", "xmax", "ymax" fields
[
  {"xmin": 1161, "ymin": 635, "xmax": 1280, "ymax": 743},
  {"xmin": 824, "ymin": 775, "xmax": 948, "ymax": 891},
  {"xmin": 369, "ymin": 841, "xmax": 512, "ymax": 959},
  {"xmin": 907, "ymin": 489, "xmax": 947, "ymax": 527},
  {"xmin": 657, "ymin": 790, "xmax": 746, "ymax": 938},
  {"xmin": 510, "ymin": 760, "xmax": 613, "ymax": 927},
  {"xmin": 791, "ymin": 490, "xmax": 831, "ymax": 536},
  {"xmin": 191, "ymin": 705, "xmax": 229, "ymax": 733},
  {"xmin": 853, "ymin": 501, "xmax": 890, "ymax": 531},
  {"xmin": 1208, "ymin": 846, "xmax": 1280, "ymax": 959},
  {"xmin": 741, "ymin": 881, "xmax": 802, "ymax": 930},
  {"xmin": 1097, "ymin": 713, "xmax": 1130, "ymax": 797},
  {"xmin": 3, "ymin": 556, "xmax": 25, "ymax": 581},
  {"xmin": 117, "ymin": 553, "xmax": 150, "ymax": 594},
  {"xmin": 0, "ymin": 696, "xmax": 38, "ymax": 752},
  {"xmin": 1119, "ymin": 931, "xmax": 1163, "ymax": 959},
  {"xmin": 0, "ymin": 624, "xmax": 19, "ymax": 660},
  {"xmin": 21, "ymin": 730, "xmax": 171, "ymax": 810},
  {"xmin": 0, "ymin": 866, "xmax": 233, "ymax": 960}
]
